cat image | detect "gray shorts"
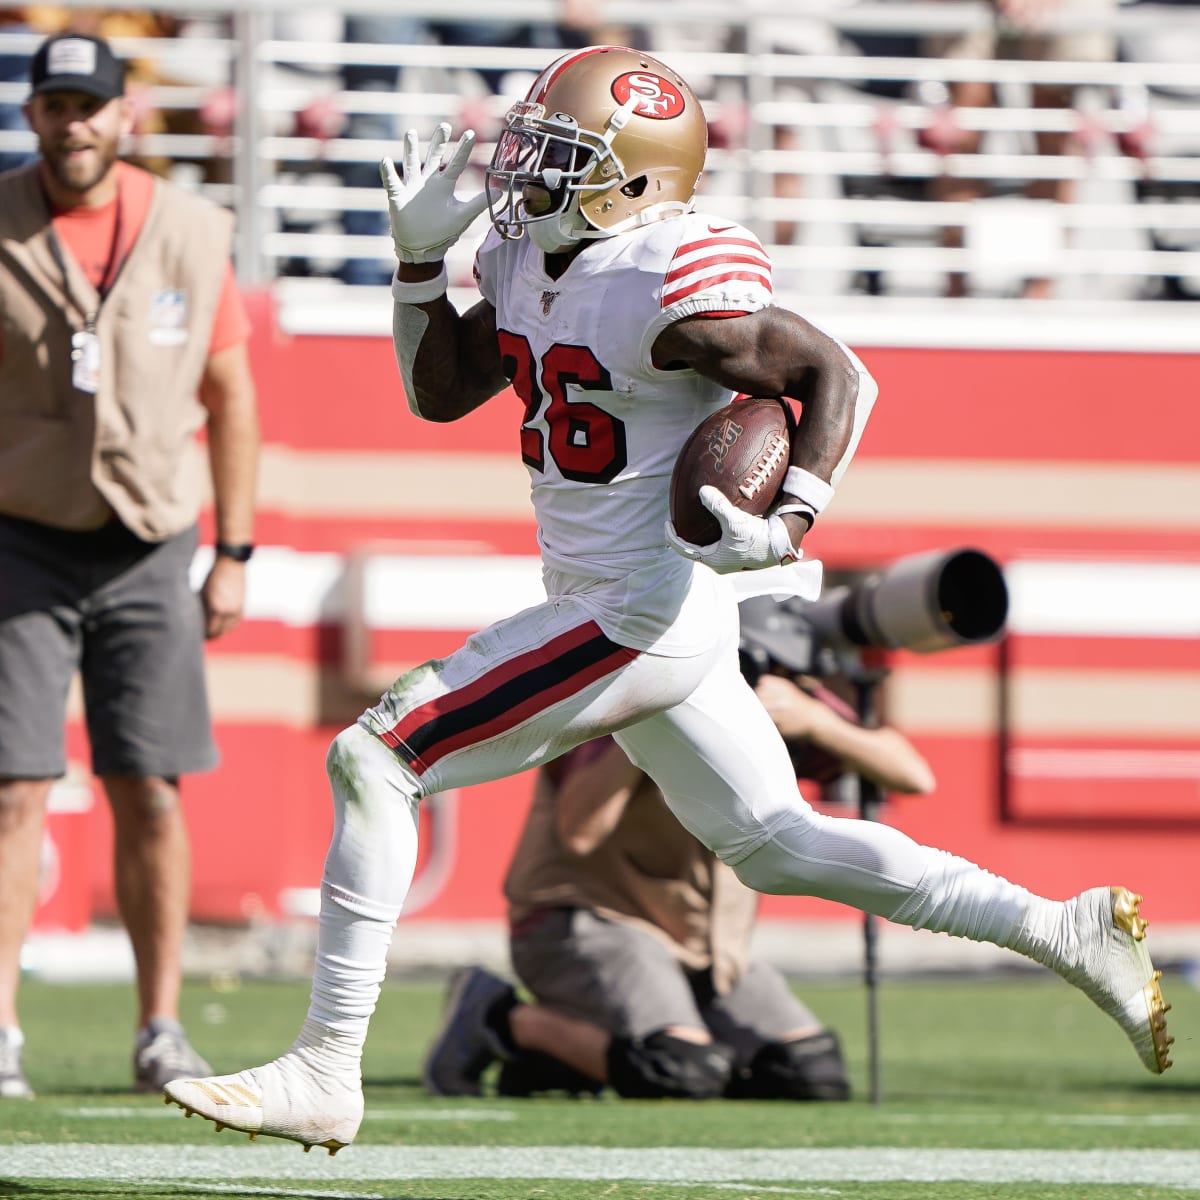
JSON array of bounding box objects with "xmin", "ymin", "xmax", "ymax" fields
[
  {"xmin": 0, "ymin": 515, "xmax": 218, "ymax": 779},
  {"xmin": 510, "ymin": 907, "xmax": 819, "ymax": 1066}
]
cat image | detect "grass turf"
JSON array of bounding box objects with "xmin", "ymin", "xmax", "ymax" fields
[{"xmin": 1, "ymin": 969, "xmax": 1198, "ymax": 1199}]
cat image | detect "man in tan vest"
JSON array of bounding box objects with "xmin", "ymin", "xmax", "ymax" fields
[
  {"xmin": 424, "ymin": 643, "xmax": 935, "ymax": 1100},
  {"xmin": 0, "ymin": 32, "xmax": 259, "ymax": 1099}
]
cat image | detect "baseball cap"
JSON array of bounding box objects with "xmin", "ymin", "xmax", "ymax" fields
[{"xmin": 29, "ymin": 33, "xmax": 126, "ymax": 102}]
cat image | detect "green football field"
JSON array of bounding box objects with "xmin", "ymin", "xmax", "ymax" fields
[{"xmin": 3, "ymin": 968, "xmax": 1199, "ymax": 1199}]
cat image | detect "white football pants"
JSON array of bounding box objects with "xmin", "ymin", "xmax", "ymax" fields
[{"xmin": 306, "ymin": 588, "xmax": 1042, "ymax": 1044}]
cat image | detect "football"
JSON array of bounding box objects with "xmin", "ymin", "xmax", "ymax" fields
[{"xmin": 669, "ymin": 396, "xmax": 791, "ymax": 546}]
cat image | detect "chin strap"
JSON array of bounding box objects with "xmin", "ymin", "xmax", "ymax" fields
[
  {"xmin": 527, "ymin": 211, "xmax": 587, "ymax": 253},
  {"xmin": 605, "ymin": 199, "xmax": 696, "ymax": 236}
]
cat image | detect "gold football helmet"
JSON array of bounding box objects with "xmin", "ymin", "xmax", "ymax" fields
[{"xmin": 486, "ymin": 45, "xmax": 708, "ymax": 250}]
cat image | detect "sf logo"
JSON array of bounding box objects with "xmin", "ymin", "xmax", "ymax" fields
[{"xmin": 611, "ymin": 71, "xmax": 686, "ymax": 120}]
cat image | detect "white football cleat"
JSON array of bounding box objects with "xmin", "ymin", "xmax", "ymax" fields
[
  {"xmin": 1050, "ymin": 886, "xmax": 1173, "ymax": 1074},
  {"xmin": 163, "ymin": 1052, "xmax": 363, "ymax": 1155}
]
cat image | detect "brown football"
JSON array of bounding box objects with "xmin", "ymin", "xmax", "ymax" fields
[{"xmin": 669, "ymin": 396, "xmax": 791, "ymax": 546}]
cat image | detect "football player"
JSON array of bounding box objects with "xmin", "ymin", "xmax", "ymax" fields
[{"xmin": 164, "ymin": 45, "xmax": 1172, "ymax": 1151}]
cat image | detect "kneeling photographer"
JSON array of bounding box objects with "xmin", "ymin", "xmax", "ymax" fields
[{"xmin": 421, "ymin": 585, "xmax": 941, "ymax": 1102}]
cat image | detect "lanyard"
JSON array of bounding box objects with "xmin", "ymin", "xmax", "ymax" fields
[{"xmin": 45, "ymin": 188, "xmax": 126, "ymax": 334}]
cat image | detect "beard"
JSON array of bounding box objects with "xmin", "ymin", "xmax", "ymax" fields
[{"xmin": 45, "ymin": 138, "xmax": 119, "ymax": 196}]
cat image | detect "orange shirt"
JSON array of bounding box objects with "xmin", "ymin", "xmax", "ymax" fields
[{"xmin": 51, "ymin": 161, "xmax": 250, "ymax": 354}]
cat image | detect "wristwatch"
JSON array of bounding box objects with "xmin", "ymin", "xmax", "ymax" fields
[{"xmin": 215, "ymin": 540, "xmax": 255, "ymax": 563}]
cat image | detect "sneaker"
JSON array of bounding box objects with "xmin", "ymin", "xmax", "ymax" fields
[
  {"xmin": 423, "ymin": 965, "xmax": 515, "ymax": 1096},
  {"xmin": 163, "ymin": 1047, "xmax": 363, "ymax": 1154},
  {"xmin": 0, "ymin": 1026, "xmax": 34, "ymax": 1100},
  {"xmin": 1052, "ymin": 886, "xmax": 1174, "ymax": 1074},
  {"xmin": 133, "ymin": 1018, "xmax": 212, "ymax": 1093}
]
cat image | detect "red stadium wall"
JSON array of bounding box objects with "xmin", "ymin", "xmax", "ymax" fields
[{"xmin": 35, "ymin": 291, "xmax": 1200, "ymax": 934}]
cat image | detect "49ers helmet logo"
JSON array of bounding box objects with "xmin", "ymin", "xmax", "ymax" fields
[{"xmin": 611, "ymin": 71, "xmax": 686, "ymax": 119}]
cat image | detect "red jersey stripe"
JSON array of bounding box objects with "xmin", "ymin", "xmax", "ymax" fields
[
  {"xmin": 673, "ymin": 234, "xmax": 767, "ymax": 258},
  {"xmin": 662, "ymin": 270, "xmax": 773, "ymax": 308},
  {"xmin": 663, "ymin": 251, "xmax": 773, "ymax": 286}
]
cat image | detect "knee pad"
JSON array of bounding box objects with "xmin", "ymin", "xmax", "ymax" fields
[
  {"xmin": 326, "ymin": 724, "xmax": 363, "ymax": 791},
  {"xmin": 322, "ymin": 723, "xmax": 421, "ymax": 914},
  {"xmin": 726, "ymin": 1030, "xmax": 851, "ymax": 1101},
  {"xmin": 606, "ymin": 1031, "xmax": 734, "ymax": 1099},
  {"xmin": 326, "ymin": 723, "xmax": 382, "ymax": 785},
  {"xmin": 327, "ymin": 724, "xmax": 421, "ymax": 806}
]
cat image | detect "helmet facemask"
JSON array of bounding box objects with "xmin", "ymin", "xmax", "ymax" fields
[{"xmin": 486, "ymin": 99, "xmax": 635, "ymax": 248}]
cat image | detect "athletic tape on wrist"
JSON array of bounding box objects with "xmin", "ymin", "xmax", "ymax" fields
[
  {"xmin": 390, "ymin": 264, "xmax": 448, "ymax": 305},
  {"xmin": 774, "ymin": 501, "xmax": 817, "ymax": 529},
  {"xmin": 782, "ymin": 466, "xmax": 835, "ymax": 513}
]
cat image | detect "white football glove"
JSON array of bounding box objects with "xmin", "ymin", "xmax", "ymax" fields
[
  {"xmin": 379, "ymin": 124, "xmax": 488, "ymax": 264},
  {"xmin": 665, "ymin": 486, "xmax": 802, "ymax": 575}
]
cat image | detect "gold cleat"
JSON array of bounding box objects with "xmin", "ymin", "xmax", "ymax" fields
[
  {"xmin": 165, "ymin": 1093, "xmax": 269, "ymax": 1145},
  {"xmin": 1118, "ymin": 892, "xmax": 1173, "ymax": 1073},
  {"xmin": 1116, "ymin": 890, "xmax": 1173, "ymax": 1073},
  {"xmin": 301, "ymin": 1141, "xmax": 346, "ymax": 1157},
  {"xmin": 1146, "ymin": 969, "xmax": 1175, "ymax": 1071},
  {"xmin": 163, "ymin": 1067, "xmax": 362, "ymax": 1154},
  {"xmin": 1113, "ymin": 889, "xmax": 1150, "ymax": 940},
  {"xmin": 1051, "ymin": 886, "xmax": 1175, "ymax": 1074}
]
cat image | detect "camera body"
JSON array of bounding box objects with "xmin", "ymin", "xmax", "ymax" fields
[
  {"xmin": 738, "ymin": 547, "xmax": 1009, "ymax": 685},
  {"xmin": 738, "ymin": 608, "xmax": 827, "ymax": 685}
]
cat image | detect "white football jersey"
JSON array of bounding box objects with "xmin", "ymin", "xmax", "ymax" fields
[{"xmin": 474, "ymin": 212, "xmax": 774, "ymax": 654}]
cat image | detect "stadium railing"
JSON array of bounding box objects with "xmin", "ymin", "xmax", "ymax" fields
[{"xmin": 1, "ymin": 0, "xmax": 1198, "ymax": 346}]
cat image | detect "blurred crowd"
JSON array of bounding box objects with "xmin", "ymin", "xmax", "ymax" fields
[{"xmin": 1, "ymin": 1, "xmax": 1197, "ymax": 299}]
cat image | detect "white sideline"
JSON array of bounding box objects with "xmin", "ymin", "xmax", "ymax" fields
[{"xmin": 4, "ymin": 1145, "xmax": 1200, "ymax": 1186}]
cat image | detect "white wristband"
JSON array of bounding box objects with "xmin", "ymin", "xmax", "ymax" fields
[
  {"xmin": 782, "ymin": 466, "xmax": 835, "ymax": 514},
  {"xmin": 391, "ymin": 264, "xmax": 448, "ymax": 305}
]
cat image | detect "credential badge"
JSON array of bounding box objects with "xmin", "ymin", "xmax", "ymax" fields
[{"xmin": 149, "ymin": 289, "xmax": 189, "ymax": 347}]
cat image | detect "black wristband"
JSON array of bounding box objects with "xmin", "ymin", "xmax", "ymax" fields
[
  {"xmin": 774, "ymin": 501, "xmax": 816, "ymax": 531},
  {"xmin": 215, "ymin": 541, "xmax": 254, "ymax": 562}
]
